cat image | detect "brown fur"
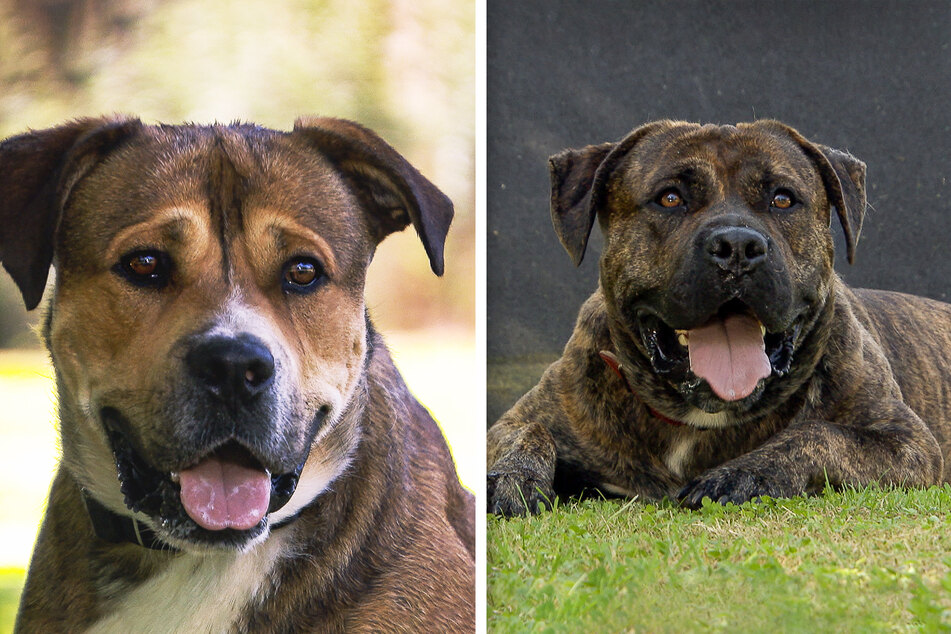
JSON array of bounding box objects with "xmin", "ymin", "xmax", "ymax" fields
[
  {"xmin": 488, "ymin": 120, "xmax": 950, "ymax": 514},
  {"xmin": 0, "ymin": 116, "xmax": 473, "ymax": 631}
]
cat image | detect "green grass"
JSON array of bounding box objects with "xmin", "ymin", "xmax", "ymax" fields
[{"xmin": 488, "ymin": 485, "xmax": 951, "ymax": 633}]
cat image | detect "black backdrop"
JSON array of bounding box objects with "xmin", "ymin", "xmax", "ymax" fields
[{"xmin": 487, "ymin": 0, "xmax": 951, "ymax": 422}]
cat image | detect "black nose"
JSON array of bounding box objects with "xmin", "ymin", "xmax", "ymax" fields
[
  {"xmin": 704, "ymin": 226, "xmax": 769, "ymax": 273},
  {"xmin": 186, "ymin": 334, "xmax": 275, "ymax": 407}
]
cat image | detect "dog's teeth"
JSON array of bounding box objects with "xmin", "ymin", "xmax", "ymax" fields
[
  {"xmin": 760, "ymin": 324, "xmax": 767, "ymax": 336},
  {"xmin": 675, "ymin": 330, "xmax": 689, "ymax": 347},
  {"xmin": 170, "ymin": 472, "xmax": 180, "ymax": 483}
]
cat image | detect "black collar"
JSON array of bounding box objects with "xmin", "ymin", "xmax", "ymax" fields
[
  {"xmin": 82, "ymin": 490, "xmax": 173, "ymax": 551},
  {"xmin": 81, "ymin": 490, "xmax": 302, "ymax": 551}
]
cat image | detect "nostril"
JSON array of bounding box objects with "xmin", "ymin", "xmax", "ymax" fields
[
  {"xmin": 710, "ymin": 237, "xmax": 733, "ymax": 260},
  {"xmin": 244, "ymin": 358, "xmax": 275, "ymax": 388},
  {"xmin": 745, "ymin": 239, "xmax": 766, "ymax": 260},
  {"xmin": 195, "ymin": 357, "xmax": 229, "ymax": 389}
]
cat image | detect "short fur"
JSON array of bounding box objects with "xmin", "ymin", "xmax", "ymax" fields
[
  {"xmin": 1, "ymin": 116, "xmax": 474, "ymax": 631},
  {"xmin": 488, "ymin": 120, "xmax": 951, "ymax": 514}
]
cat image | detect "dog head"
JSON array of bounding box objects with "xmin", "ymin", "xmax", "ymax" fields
[
  {"xmin": 550, "ymin": 120, "xmax": 865, "ymax": 423},
  {"xmin": 0, "ymin": 116, "xmax": 452, "ymax": 550}
]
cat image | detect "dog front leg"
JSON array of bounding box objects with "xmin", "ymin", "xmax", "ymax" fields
[
  {"xmin": 678, "ymin": 402, "xmax": 943, "ymax": 508},
  {"xmin": 487, "ymin": 404, "xmax": 558, "ymax": 517}
]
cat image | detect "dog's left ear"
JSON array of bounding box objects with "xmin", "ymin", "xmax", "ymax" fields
[
  {"xmin": 293, "ymin": 117, "xmax": 453, "ymax": 276},
  {"xmin": 814, "ymin": 144, "xmax": 867, "ymax": 264},
  {"xmin": 0, "ymin": 116, "xmax": 142, "ymax": 309}
]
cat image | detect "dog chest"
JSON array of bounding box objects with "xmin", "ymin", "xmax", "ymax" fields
[{"xmin": 88, "ymin": 537, "xmax": 285, "ymax": 633}]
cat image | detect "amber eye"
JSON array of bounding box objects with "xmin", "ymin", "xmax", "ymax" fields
[
  {"xmin": 656, "ymin": 188, "xmax": 685, "ymax": 209},
  {"xmin": 282, "ymin": 257, "xmax": 325, "ymax": 293},
  {"xmin": 128, "ymin": 254, "xmax": 157, "ymax": 276},
  {"xmin": 116, "ymin": 250, "xmax": 170, "ymax": 288},
  {"xmin": 771, "ymin": 189, "xmax": 796, "ymax": 210}
]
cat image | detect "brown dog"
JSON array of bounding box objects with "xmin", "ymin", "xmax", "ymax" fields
[
  {"xmin": 488, "ymin": 120, "xmax": 951, "ymax": 515},
  {"xmin": 1, "ymin": 116, "xmax": 474, "ymax": 631}
]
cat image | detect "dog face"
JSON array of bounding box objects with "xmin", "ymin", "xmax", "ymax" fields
[
  {"xmin": 550, "ymin": 120, "xmax": 865, "ymax": 422},
  {"xmin": 0, "ymin": 117, "xmax": 452, "ymax": 550}
]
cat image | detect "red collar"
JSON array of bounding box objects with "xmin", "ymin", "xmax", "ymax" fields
[{"xmin": 599, "ymin": 350, "xmax": 684, "ymax": 427}]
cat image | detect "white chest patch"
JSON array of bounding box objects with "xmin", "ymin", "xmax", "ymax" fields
[
  {"xmin": 664, "ymin": 435, "xmax": 700, "ymax": 479},
  {"xmin": 87, "ymin": 536, "xmax": 285, "ymax": 634},
  {"xmin": 679, "ymin": 408, "xmax": 734, "ymax": 429}
]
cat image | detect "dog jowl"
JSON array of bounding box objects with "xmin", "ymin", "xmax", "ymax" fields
[
  {"xmin": 488, "ymin": 120, "xmax": 951, "ymax": 515},
  {"xmin": 1, "ymin": 117, "xmax": 474, "ymax": 632}
]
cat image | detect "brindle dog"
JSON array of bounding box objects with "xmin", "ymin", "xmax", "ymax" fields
[
  {"xmin": 488, "ymin": 120, "xmax": 951, "ymax": 515},
  {"xmin": 1, "ymin": 116, "xmax": 474, "ymax": 632}
]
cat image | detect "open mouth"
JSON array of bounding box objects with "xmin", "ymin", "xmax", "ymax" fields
[
  {"xmin": 636, "ymin": 300, "xmax": 800, "ymax": 402},
  {"xmin": 102, "ymin": 409, "xmax": 305, "ymax": 546}
]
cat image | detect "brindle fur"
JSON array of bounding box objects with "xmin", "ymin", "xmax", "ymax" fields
[
  {"xmin": 488, "ymin": 120, "xmax": 951, "ymax": 515},
  {"xmin": 0, "ymin": 116, "xmax": 474, "ymax": 631}
]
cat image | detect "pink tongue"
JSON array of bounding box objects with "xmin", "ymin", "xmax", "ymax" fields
[
  {"xmin": 178, "ymin": 447, "xmax": 271, "ymax": 531},
  {"xmin": 688, "ymin": 313, "xmax": 771, "ymax": 401}
]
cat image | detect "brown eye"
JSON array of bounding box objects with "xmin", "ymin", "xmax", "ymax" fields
[
  {"xmin": 116, "ymin": 250, "xmax": 170, "ymax": 288},
  {"xmin": 657, "ymin": 188, "xmax": 685, "ymax": 209},
  {"xmin": 282, "ymin": 257, "xmax": 325, "ymax": 293},
  {"xmin": 128, "ymin": 254, "xmax": 157, "ymax": 276},
  {"xmin": 771, "ymin": 189, "xmax": 795, "ymax": 210}
]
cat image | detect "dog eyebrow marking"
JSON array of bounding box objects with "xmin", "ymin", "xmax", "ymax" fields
[
  {"xmin": 105, "ymin": 206, "xmax": 211, "ymax": 262},
  {"xmin": 644, "ymin": 160, "xmax": 721, "ymax": 200},
  {"xmin": 247, "ymin": 211, "xmax": 340, "ymax": 278}
]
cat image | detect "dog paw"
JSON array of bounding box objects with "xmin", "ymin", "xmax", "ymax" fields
[
  {"xmin": 487, "ymin": 468, "xmax": 555, "ymax": 517},
  {"xmin": 677, "ymin": 466, "xmax": 790, "ymax": 509}
]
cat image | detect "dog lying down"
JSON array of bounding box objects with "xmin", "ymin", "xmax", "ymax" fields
[{"xmin": 488, "ymin": 119, "xmax": 951, "ymax": 515}]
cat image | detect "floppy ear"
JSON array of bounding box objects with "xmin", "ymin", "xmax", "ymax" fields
[
  {"xmin": 814, "ymin": 144, "xmax": 867, "ymax": 264},
  {"xmin": 293, "ymin": 117, "xmax": 454, "ymax": 276},
  {"xmin": 0, "ymin": 116, "xmax": 141, "ymax": 309},
  {"xmin": 549, "ymin": 121, "xmax": 669, "ymax": 266},
  {"xmin": 549, "ymin": 142, "xmax": 614, "ymax": 266}
]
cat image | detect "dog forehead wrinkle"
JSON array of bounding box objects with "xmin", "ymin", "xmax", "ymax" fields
[
  {"xmin": 641, "ymin": 158, "xmax": 718, "ymax": 194},
  {"xmin": 206, "ymin": 128, "xmax": 263, "ymax": 283}
]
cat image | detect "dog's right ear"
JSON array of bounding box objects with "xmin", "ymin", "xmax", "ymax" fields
[
  {"xmin": 549, "ymin": 122, "xmax": 668, "ymax": 266},
  {"xmin": 0, "ymin": 116, "xmax": 140, "ymax": 309}
]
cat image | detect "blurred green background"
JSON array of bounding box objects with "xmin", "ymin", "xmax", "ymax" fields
[{"xmin": 0, "ymin": 0, "xmax": 475, "ymax": 628}]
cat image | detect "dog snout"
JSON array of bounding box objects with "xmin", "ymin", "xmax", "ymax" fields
[
  {"xmin": 704, "ymin": 226, "xmax": 769, "ymax": 274},
  {"xmin": 186, "ymin": 334, "xmax": 275, "ymax": 407}
]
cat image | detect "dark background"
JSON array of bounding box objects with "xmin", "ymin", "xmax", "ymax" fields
[{"xmin": 487, "ymin": 0, "xmax": 951, "ymax": 422}]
